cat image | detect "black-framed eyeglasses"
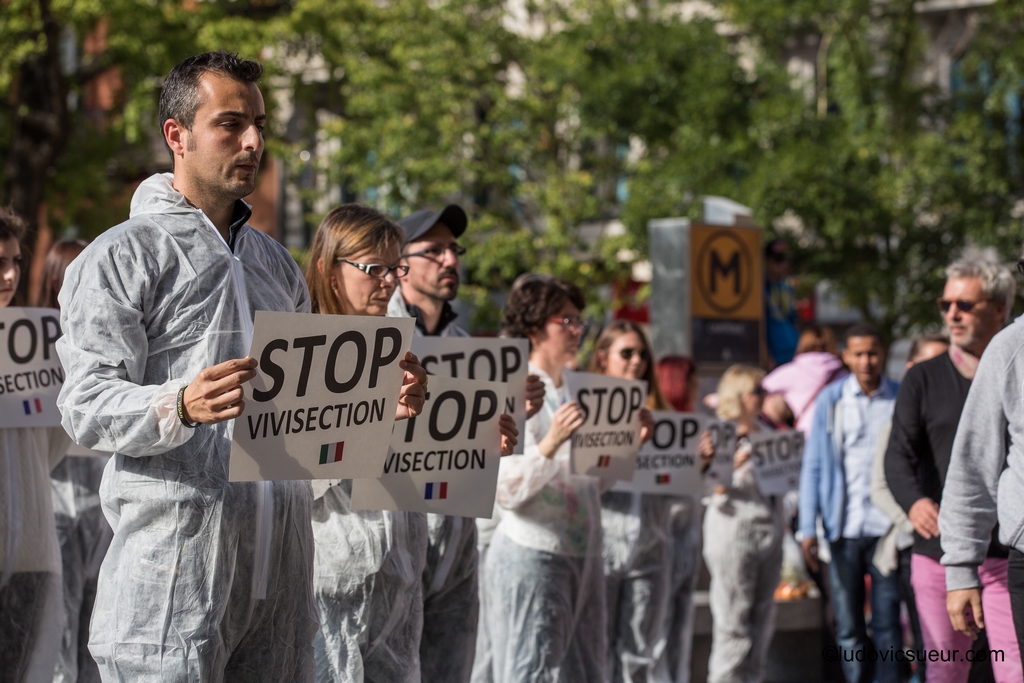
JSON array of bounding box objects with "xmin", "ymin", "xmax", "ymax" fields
[
  {"xmin": 936, "ymin": 297, "xmax": 989, "ymax": 314},
  {"xmin": 618, "ymin": 347, "xmax": 650, "ymax": 363},
  {"xmin": 402, "ymin": 243, "xmax": 467, "ymax": 262},
  {"xmin": 547, "ymin": 316, "xmax": 588, "ymax": 333},
  {"xmin": 338, "ymin": 259, "xmax": 409, "ymax": 279},
  {"xmin": 751, "ymin": 385, "xmax": 767, "ymax": 397}
]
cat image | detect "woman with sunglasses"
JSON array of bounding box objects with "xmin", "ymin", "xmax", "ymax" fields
[
  {"xmin": 587, "ymin": 321, "xmax": 673, "ymax": 682},
  {"xmin": 482, "ymin": 273, "xmax": 607, "ymax": 682},
  {"xmin": 304, "ymin": 204, "xmax": 432, "ymax": 683},
  {"xmin": 589, "ymin": 324, "xmax": 714, "ymax": 682},
  {"xmin": 703, "ymin": 365, "xmax": 784, "ymax": 683}
]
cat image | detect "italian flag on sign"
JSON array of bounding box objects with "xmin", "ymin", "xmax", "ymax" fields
[
  {"xmin": 656, "ymin": 474, "xmax": 671, "ymax": 485},
  {"xmin": 319, "ymin": 442, "xmax": 344, "ymax": 465}
]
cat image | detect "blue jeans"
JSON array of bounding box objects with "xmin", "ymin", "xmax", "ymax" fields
[{"xmin": 828, "ymin": 537, "xmax": 902, "ymax": 683}]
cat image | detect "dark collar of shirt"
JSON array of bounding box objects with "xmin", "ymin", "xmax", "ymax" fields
[
  {"xmin": 405, "ymin": 300, "xmax": 459, "ymax": 336},
  {"xmin": 227, "ymin": 200, "xmax": 252, "ymax": 252}
]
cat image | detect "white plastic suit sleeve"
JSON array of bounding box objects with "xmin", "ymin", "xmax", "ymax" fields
[
  {"xmin": 494, "ymin": 416, "xmax": 561, "ymax": 510},
  {"xmin": 56, "ymin": 262, "xmax": 197, "ymax": 457}
]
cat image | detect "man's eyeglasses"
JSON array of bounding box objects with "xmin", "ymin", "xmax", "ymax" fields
[
  {"xmin": 936, "ymin": 298, "xmax": 989, "ymax": 314},
  {"xmin": 618, "ymin": 347, "xmax": 650, "ymax": 363},
  {"xmin": 402, "ymin": 244, "xmax": 467, "ymax": 262},
  {"xmin": 547, "ymin": 316, "xmax": 587, "ymax": 333},
  {"xmin": 338, "ymin": 259, "xmax": 409, "ymax": 279}
]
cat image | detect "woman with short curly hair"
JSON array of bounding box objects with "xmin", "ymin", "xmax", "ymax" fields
[{"xmin": 482, "ymin": 273, "xmax": 607, "ymax": 682}]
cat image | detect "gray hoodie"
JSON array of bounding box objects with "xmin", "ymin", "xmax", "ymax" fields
[{"xmin": 939, "ymin": 317, "xmax": 1024, "ymax": 590}]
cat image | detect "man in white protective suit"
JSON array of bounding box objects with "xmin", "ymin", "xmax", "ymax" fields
[{"xmin": 56, "ymin": 52, "xmax": 319, "ymax": 681}]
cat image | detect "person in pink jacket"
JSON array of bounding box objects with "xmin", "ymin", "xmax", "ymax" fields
[{"xmin": 762, "ymin": 326, "xmax": 848, "ymax": 434}]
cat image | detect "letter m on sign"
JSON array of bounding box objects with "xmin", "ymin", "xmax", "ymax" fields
[{"xmin": 709, "ymin": 250, "xmax": 741, "ymax": 294}]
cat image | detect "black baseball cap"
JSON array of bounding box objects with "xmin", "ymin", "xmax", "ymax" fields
[{"xmin": 398, "ymin": 205, "xmax": 468, "ymax": 245}]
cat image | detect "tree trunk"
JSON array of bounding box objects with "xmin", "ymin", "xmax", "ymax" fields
[{"xmin": 2, "ymin": 0, "xmax": 70, "ymax": 302}]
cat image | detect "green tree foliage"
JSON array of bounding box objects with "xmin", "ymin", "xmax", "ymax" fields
[
  {"xmin": 273, "ymin": 0, "xmax": 751, "ymax": 327},
  {"xmin": 4, "ymin": 0, "xmax": 1023, "ymax": 341},
  {"xmin": 0, "ymin": 0, "xmax": 276, "ymax": 297},
  {"xmin": 710, "ymin": 0, "xmax": 1024, "ymax": 339}
]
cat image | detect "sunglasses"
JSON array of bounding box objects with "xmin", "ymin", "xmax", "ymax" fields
[
  {"xmin": 936, "ymin": 298, "xmax": 989, "ymax": 314},
  {"xmin": 547, "ymin": 316, "xmax": 587, "ymax": 333},
  {"xmin": 617, "ymin": 347, "xmax": 650, "ymax": 362},
  {"xmin": 751, "ymin": 385, "xmax": 767, "ymax": 397}
]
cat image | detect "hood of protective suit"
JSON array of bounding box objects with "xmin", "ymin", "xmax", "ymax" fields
[
  {"xmin": 56, "ymin": 172, "xmax": 317, "ymax": 678},
  {"xmin": 130, "ymin": 172, "xmax": 253, "ymax": 222}
]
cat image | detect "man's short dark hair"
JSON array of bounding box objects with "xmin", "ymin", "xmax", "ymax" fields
[
  {"xmin": 159, "ymin": 51, "xmax": 263, "ymax": 138},
  {"xmin": 0, "ymin": 206, "xmax": 26, "ymax": 243},
  {"xmin": 845, "ymin": 323, "xmax": 884, "ymax": 345}
]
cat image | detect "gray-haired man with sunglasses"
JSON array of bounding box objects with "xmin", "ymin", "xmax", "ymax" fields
[
  {"xmin": 907, "ymin": 259, "xmax": 1024, "ymax": 673},
  {"xmin": 884, "ymin": 258, "xmax": 1021, "ymax": 680}
]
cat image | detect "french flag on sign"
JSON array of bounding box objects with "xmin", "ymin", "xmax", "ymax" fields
[
  {"xmin": 23, "ymin": 398, "xmax": 43, "ymax": 416},
  {"xmin": 319, "ymin": 442, "xmax": 344, "ymax": 465},
  {"xmin": 424, "ymin": 482, "xmax": 448, "ymax": 500}
]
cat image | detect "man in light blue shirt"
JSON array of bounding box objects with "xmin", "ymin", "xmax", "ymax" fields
[{"xmin": 799, "ymin": 323, "xmax": 901, "ymax": 683}]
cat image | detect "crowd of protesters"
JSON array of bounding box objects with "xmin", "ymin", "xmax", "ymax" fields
[{"xmin": 5, "ymin": 49, "xmax": 1024, "ymax": 683}]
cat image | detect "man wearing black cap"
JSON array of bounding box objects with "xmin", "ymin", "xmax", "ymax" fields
[
  {"xmin": 389, "ymin": 204, "xmax": 476, "ymax": 683},
  {"xmin": 388, "ymin": 204, "xmax": 470, "ymax": 337}
]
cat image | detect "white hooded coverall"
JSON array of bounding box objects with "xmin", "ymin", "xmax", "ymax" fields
[{"xmin": 56, "ymin": 174, "xmax": 318, "ymax": 682}]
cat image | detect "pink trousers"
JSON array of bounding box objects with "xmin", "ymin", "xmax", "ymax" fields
[{"xmin": 910, "ymin": 553, "xmax": 1023, "ymax": 683}]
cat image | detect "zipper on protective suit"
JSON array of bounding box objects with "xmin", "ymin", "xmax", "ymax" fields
[{"xmin": 198, "ymin": 209, "xmax": 273, "ymax": 601}]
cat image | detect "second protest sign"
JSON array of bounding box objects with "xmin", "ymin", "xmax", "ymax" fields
[
  {"xmin": 411, "ymin": 336, "xmax": 529, "ymax": 454},
  {"xmin": 351, "ymin": 375, "xmax": 506, "ymax": 517}
]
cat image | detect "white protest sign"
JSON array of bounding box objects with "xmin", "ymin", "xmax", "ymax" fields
[
  {"xmin": 351, "ymin": 375, "xmax": 505, "ymax": 518},
  {"xmin": 411, "ymin": 337, "xmax": 529, "ymax": 454},
  {"xmin": 0, "ymin": 307, "xmax": 64, "ymax": 428},
  {"xmin": 749, "ymin": 429, "xmax": 805, "ymax": 496},
  {"xmin": 564, "ymin": 371, "xmax": 646, "ymax": 481},
  {"xmin": 229, "ymin": 312, "xmax": 414, "ymax": 481},
  {"xmin": 612, "ymin": 411, "xmax": 709, "ymax": 497},
  {"xmin": 704, "ymin": 419, "xmax": 737, "ymax": 490}
]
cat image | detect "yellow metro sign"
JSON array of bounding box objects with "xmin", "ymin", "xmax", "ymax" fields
[{"xmin": 690, "ymin": 224, "xmax": 762, "ymax": 320}]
